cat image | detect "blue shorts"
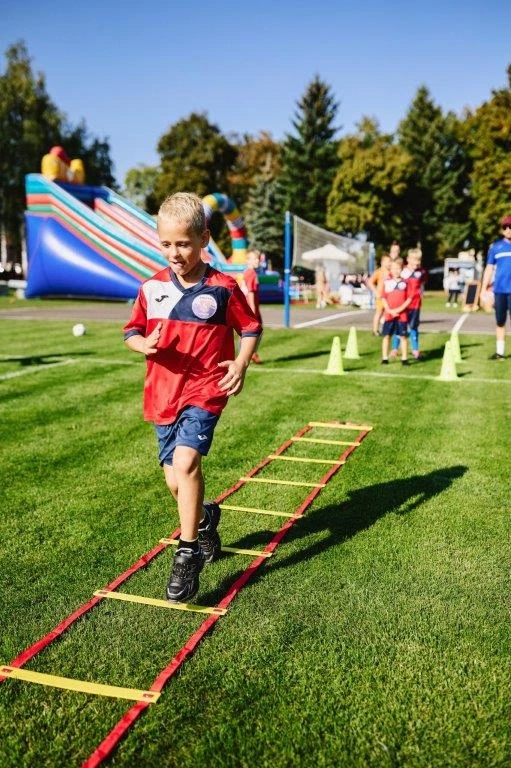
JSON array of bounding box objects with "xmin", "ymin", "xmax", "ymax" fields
[
  {"xmin": 154, "ymin": 406, "xmax": 219, "ymax": 466},
  {"xmin": 494, "ymin": 293, "xmax": 511, "ymax": 327},
  {"xmin": 382, "ymin": 319, "xmax": 408, "ymax": 337}
]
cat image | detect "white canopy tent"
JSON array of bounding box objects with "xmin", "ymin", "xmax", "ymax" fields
[
  {"xmin": 301, "ymin": 243, "xmax": 357, "ymax": 272},
  {"xmin": 301, "ymin": 243, "xmax": 358, "ymax": 293}
]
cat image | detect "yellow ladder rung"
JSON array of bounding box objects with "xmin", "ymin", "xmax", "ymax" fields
[
  {"xmin": 221, "ymin": 503, "xmax": 296, "ymax": 519},
  {"xmin": 0, "ymin": 665, "xmax": 160, "ymax": 703},
  {"xmin": 268, "ymin": 454, "xmax": 345, "ymax": 466},
  {"xmin": 241, "ymin": 476, "xmax": 325, "ymax": 488},
  {"xmin": 308, "ymin": 421, "xmax": 373, "ymax": 431},
  {"xmin": 291, "ymin": 436, "xmax": 360, "ymax": 446},
  {"xmin": 94, "ymin": 589, "xmax": 226, "ymax": 616},
  {"xmin": 160, "ymin": 539, "xmax": 272, "ymax": 559}
]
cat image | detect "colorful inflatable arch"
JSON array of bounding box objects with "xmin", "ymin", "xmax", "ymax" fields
[{"xmin": 202, "ymin": 193, "xmax": 247, "ymax": 264}]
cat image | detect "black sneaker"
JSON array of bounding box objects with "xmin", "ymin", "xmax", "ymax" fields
[
  {"xmin": 381, "ymin": 358, "xmax": 389, "ymax": 365},
  {"xmin": 490, "ymin": 353, "xmax": 505, "ymax": 361},
  {"xmin": 401, "ymin": 359, "xmax": 410, "ymax": 366},
  {"xmin": 198, "ymin": 501, "xmax": 221, "ymax": 563},
  {"xmin": 165, "ymin": 549, "xmax": 205, "ymax": 603}
]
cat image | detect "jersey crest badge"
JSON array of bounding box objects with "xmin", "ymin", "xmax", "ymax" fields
[{"xmin": 192, "ymin": 294, "xmax": 218, "ymax": 319}]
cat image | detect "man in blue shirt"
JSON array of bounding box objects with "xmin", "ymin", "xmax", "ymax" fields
[{"xmin": 481, "ymin": 215, "xmax": 511, "ymax": 360}]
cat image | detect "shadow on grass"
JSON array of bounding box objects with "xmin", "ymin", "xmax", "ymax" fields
[
  {"xmin": 271, "ymin": 349, "xmax": 329, "ymax": 364},
  {"xmin": 201, "ymin": 465, "xmax": 468, "ymax": 604},
  {"xmin": 1, "ymin": 352, "xmax": 93, "ymax": 366}
]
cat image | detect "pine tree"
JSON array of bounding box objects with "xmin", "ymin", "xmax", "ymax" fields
[
  {"xmin": 245, "ymin": 175, "xmax": 283, "ymax": 269},
  {"xmin": 276, "ymin": 76, "xmax": 339, "ymax": 227},
  {"xmin": 398, "ymin": 86, "xmax": 471, "ymax": 263}
]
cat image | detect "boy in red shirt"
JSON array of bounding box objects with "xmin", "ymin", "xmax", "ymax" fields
[
  {"xmin": 124, "ymin": 193, "xmax": 262, "ymax": 603},
  {"xmin": 379, "ymin": 258, "xmax": 411, "ymax": 365},
  {"xmin": 241, "ymin": 249, "xmax": 263, "ymax": 363}
]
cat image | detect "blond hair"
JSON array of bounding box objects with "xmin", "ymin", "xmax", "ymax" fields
[
  {"xmin": 157, "ymin": 192, "xmax": 206, "ymax": 236},
  {"xmin": 407, "ymin": 247, "xmax": 422, "ymax": 261}
]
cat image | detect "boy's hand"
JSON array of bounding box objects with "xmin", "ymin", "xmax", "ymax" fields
[
  {"xmin": 217, "ymin": 359, "xmax": 247, "ymax": 396},
  {"xmin": 144, "ymin": 322, "xmax": 162, "ymax": 355}
]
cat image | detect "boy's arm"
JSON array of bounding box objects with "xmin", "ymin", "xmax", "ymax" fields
[
  {"xmin": 398, "ymin": 296, "xmax": 412, "ymax": 313},
  {"xmin": 218, "ymin": 335, "xmax": 259, "ymax": 396},
  {"xmin": 366, "ymin": 270, "xmax": 378, "ymax": 294},
  {"xmin": 125, "ymin": 322, "xmax": 162, "ymax": 356}
]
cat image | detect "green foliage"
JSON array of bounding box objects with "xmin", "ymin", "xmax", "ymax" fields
[
  {"xmin": 463, "ymin": 65, "xmax": 511, "ymax": 248},
  {"xmin": 276, "ymin": 76, "xmax": 339, "ymax": 227},
  {"xmin": 327, "ymin": 117, "xmax": 412, "ymax": 246},
  {"xmin": 0, "ymin": 41, "xmax": 62, "ymax": 251},
  {"xmin": 397, "ymin": 87, "xmax": 472, "ymax": 263},
  {"xmin": 154, "ymin": 112, "xmax": 237, "ymax": 202},
  {"xmin": 122, "ymin": 164, "xmax": 160, "ymax": 212},
  {"xmin": 228, "ymin": 131, "xmax": 281, "ymax": 210},
  {"xmin": 0, "ymin": 41, "xmax": 116, "ymax": 259},
  {"xmin": 244, "ymin": 175, "xmax": 284, "ymax": 268}
]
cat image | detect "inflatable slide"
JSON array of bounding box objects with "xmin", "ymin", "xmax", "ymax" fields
[{"xmin": 25, "ymin": 149, "xmax": 283, "ymax": 302}]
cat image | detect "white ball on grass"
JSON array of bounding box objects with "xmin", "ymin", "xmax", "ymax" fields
[{"xmin": 72, "ymin": 323, "xmax": 86, "ymax": 337}]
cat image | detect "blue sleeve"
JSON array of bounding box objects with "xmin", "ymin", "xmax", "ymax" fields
[{"xmin": 487, "ymin": 242, "xmax": 497, "ymax": 266}]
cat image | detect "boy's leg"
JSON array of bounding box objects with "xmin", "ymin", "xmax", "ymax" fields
[
  {"xmin": 381, "ymin": 334, "xmax": 390, "ymax": 362},
  {"xmin": 170, "ymin": 446, "xmax": 204, "ymax": 541},
  {"xmin": 409, "ymin": 308, "xmax": 420, "ymax": 357},
  {"xmin": 400, "ymin": 334, "xmax": 409, "ymax": 363}
]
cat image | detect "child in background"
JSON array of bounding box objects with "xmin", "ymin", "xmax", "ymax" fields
[
  {"xmin": 366, "ymin": 253, "xmax": 391, "ymax": 335},
  {"xmin": 123, "ymin": 193, "xmax": 262, "ymax": 603},
  {"xmin": 391, "ymin": 248, "xmax": 427, "ymax": 359},
  {"xmin": 380, "ymin": 258, "xmax": 411, "ymax": 365},
  {"xmin": 445, "ymin": 268, "xmax": 461, "ymax": 307},
  {"xmin": 241, "ymin": 249, "xmax": 263, "ymax": 364}
]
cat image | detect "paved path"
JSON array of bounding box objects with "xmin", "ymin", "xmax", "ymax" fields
[{"xmin": 0, "ymin": 301, "xmax": 497, "ymax": 335}]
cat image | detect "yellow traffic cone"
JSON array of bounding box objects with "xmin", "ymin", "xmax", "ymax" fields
[
  {"xmin": 324, "ymin": 336, "xmax": 346, "ymax": 375},
  {"xmin": 344, "ymin": 326, "xmax": 360, "ymax": 360},
  {"xmin": 437, "ymin": 341, "xmax": 458, "ymax": 381},
  {"xmin": 450, "ymin": 331, "xmax": 462, "ymax": 364}
]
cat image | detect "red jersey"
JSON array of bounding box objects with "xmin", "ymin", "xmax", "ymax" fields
[
  {"xmin": 402, "ymin": 266, "xmax": 427, "ymax": 310},
  {"xmin": 123, "ymin": 266, "xmax": 262, "ymax": 424},
  {"xmin": 382, "ymin": 277, "xmax": 409, "ymax": 321},
  {"xmin": 241, "ymin": 267, "xmax": 261, "ymax": 321}
]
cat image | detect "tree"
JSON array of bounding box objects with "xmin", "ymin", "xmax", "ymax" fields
[
  {"xmin": 397, "ymin": 86, "xmax": 471, "ymax": 264},
  {"xmin": 123, "ymin": 164, "xmax": 159, "ymax": 211},
  {"xmin": 244, "ymin": 175, "xmax": 283, "ymax": 269},
  {"xmin": 462, "ymin": 65, "xmax": 511, "ymax": 249},
  {"xmin": 0, "ymin": 41, "xmax": 62, "ymax": 257},
  {"xmin": 227, "ymin": 131, "xmax": 281, "ymax": 209},
  {"xmin": 276, "ymin": 76, "xmax": 339, "ymax": 227},
  {"xmin": 154, "ymin": 112, "xmax": 236, "ymax": 202},
  {"xmin": 326, "ymin": 117, "xmax": 412, "ymax": 247},
  {"xmin": 0, "ymin": 41, "xmax": 116, "ymax": 263}
]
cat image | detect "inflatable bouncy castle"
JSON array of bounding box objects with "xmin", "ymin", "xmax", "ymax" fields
[{"xmin": 24, "ymin": 149, "xmax": 283, "ymax": 301}]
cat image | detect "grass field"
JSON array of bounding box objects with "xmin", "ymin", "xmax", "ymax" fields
[{"xmin": 0, "ymin": 315, "xmax": 510, "ymax": 767}]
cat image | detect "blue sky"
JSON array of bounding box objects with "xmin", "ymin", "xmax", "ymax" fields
[{"xmin": 1, "ymin": 0, "xmax": 509, "ymax": 185}]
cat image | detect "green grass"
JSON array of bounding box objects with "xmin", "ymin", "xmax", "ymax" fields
[{"xmin": 0, "ymin": 317, "xmax": 510, "ymax": 767}]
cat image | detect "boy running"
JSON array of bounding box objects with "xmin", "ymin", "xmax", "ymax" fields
[{"xmin": 124, "ymin": 193, "xmax": 262, "ymax": 602}]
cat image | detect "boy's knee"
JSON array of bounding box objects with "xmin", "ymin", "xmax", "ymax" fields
[{"xmin": 172, "ymin": 446, "xmax": 201, "ymax": 476}]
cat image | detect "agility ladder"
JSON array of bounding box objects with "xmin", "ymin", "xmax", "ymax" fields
[{"xmin": 1, "ymin": 420, "xmax": 372, "ymax": 766}]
